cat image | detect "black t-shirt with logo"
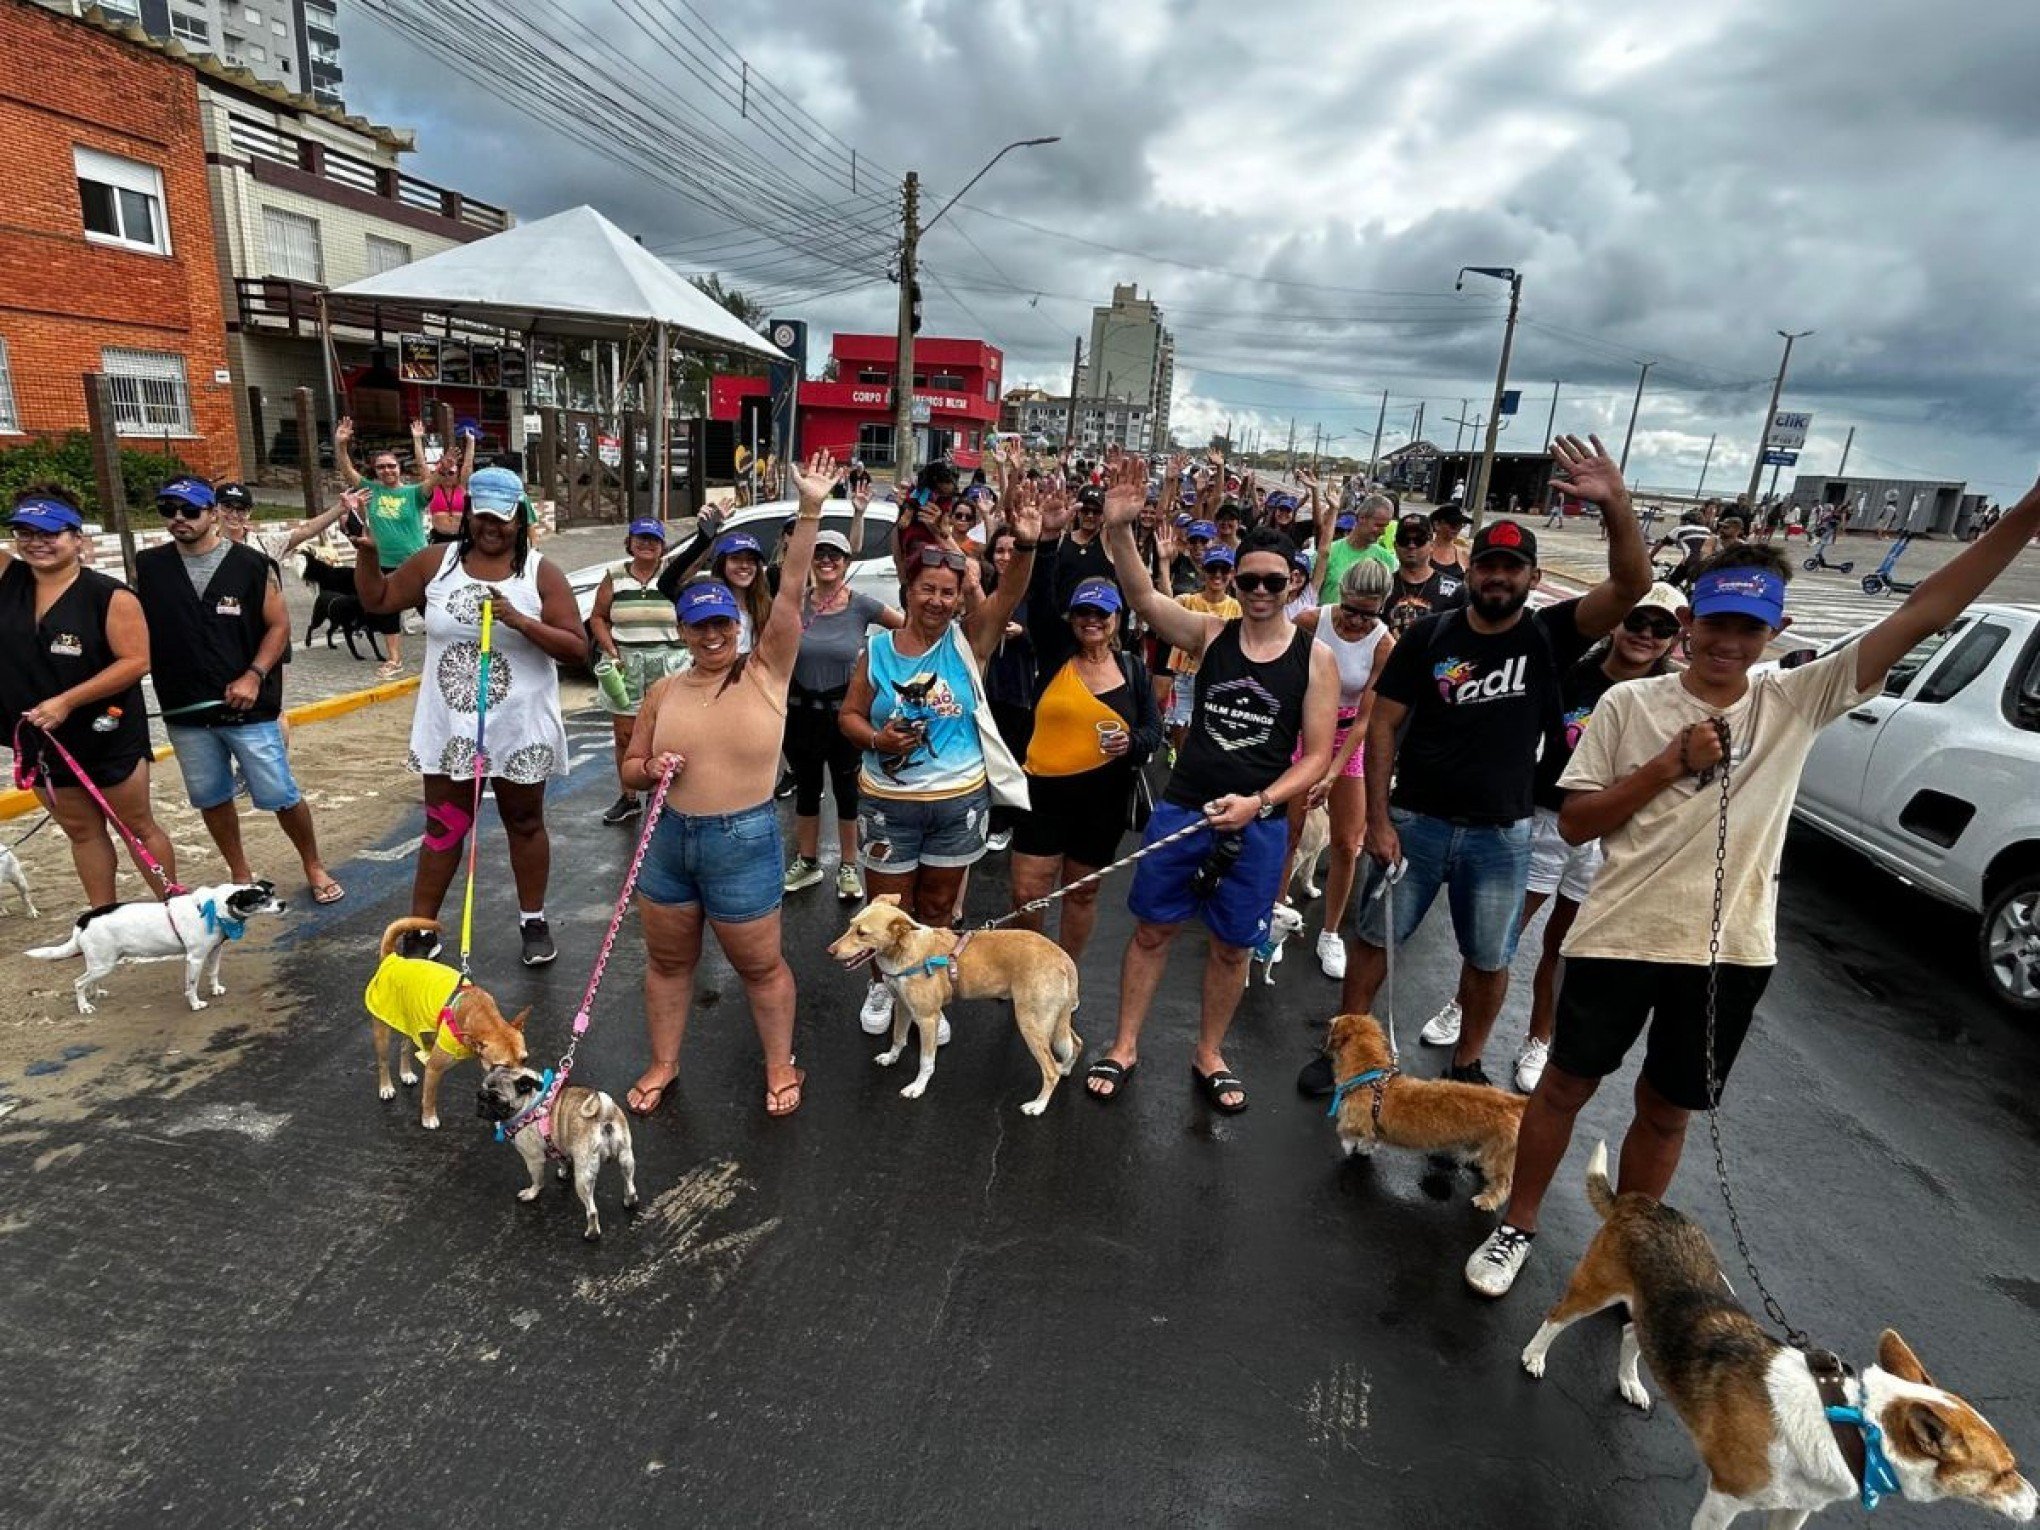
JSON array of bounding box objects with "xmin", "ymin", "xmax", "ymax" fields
[
  {"xmin": 1382, "ymin": 567, "xmax": 1466, "ymax": 637},
  {"xmin": 1532, "ymin": 651, "xmax": 1621, "ymax": 812},
  {"xmin": 1375, "ymin": 597, "xmax": 1590, "ymax": 825},
  {"xmin": 1165, "ymin": 621, "xmax": 1314, "ymax": 808}
]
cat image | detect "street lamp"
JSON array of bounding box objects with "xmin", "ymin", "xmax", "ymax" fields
[
  {"xmin": 1618, "ymin": 360, "xmax": 1654, "ymax": 475},
  {"xmin": 1744, "ymin": 329, "xmax": 1813, "ymax": 508},
  {"xmin": 1456, "ymin": 265, "xmax": 1523, "ymax": 534},
  {"xmin": 895, "ymin": 137, "xmax": 1060, "ymax": 478}
]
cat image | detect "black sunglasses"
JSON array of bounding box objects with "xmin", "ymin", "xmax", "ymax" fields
[
  {"xmin": 157, "ymin": 501, "xmax": 209, "ymax": 520},
  {"xmin": 914, "ymin": 547, "xmax": 968, "ymax": 573},
  {"xmin": 1233, "ymin": 572, "xmax": 1288, "ymax": 595},
  {"xmin": 1623, "ymin": 611, "xmax": 1681, "ymax": 639}
]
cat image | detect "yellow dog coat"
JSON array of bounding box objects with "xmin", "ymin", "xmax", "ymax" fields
[{"xmin": 364, "ymin": 954, "xmax": 474, "ymax": 1064}]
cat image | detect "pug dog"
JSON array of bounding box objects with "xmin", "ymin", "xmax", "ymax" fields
[{"xmin": 476, "ymin": 1065, "xmax": 639, "ymax": 1241}]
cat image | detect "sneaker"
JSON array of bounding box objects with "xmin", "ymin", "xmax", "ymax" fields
[
  {"xmin": 783, "ymin": 855, "xmax": 824, "ymax": 893},
  {"xmin": 600, "ymin": 793, "xmax": 641, "ymax": 826},
  {"xmin": 860, "ymin": 980, "xmax": 894, "ymax": 1034},
  {"xmin": 1445, "ymin": 1059, "xmax": 1493, "ymax": 1088},
  {"xmin": 1315, "ymin": 930, "xmax": 1346, "ymax": 979},
  {"xmin": 775, "ymin": 768, "xmax": 797, "ymax": 801},
  {"xmin": 1420, "ymin": 998, "xmax": 1463, "ymax": 1047},
  {"xmin": 519, "ymin": 917, "xmax": 556, "ymax": 967},
  {"xmin": 1296, "ymin": 1053, "xmax": 1335, "ymax": 1097},
  {"xmin": 397, "ymin": 930, "xmax": 443, "ymax": 961},
  {"xmin": 1465, "ymin": 1224, "xmax": 1536, "ymax": 1297},
  {"xmin": 835, "ymin": 863, "xmax": 864, "ymax": 902},
  {"xmin": 1514, "ymin": 1037, "xmax": 1551, "ymax": 1093},
  {"xmin": 938, "ymin": 1017, "xmax": 952, "ymax": 1046},
  {"xmin": 985, "ymin": 829, "xmax": 1013, "ymax": 854}
]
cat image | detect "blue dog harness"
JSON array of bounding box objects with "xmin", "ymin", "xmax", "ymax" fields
[
  {"xmin": 1809, "ymin": 1352, "xmax": 1902, "ymax": 1512},
  {"xmin": 883, "ymin": 932, "xmax": 974, "ymax": 982},
  {"xmin": 199, "ymin": 899, "xmax": 246, "ymax": 940},
  {"xmin": 1326, "ymin": 1066, "xmax": 1397, "ymax": 1123},
  {"xmin": 1824, "ymin": 1401, "xmax": 1903, "ymax": 1511}
]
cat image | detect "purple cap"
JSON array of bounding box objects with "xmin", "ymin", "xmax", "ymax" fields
[{"xmin": 676, "ymin": 580, "xmax": 742, "ymax": 626}]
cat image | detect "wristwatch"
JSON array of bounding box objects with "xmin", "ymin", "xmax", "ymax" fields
[{"xmin": 1255, "ymin": 791, "xmax": 1275, "ymax": 819}]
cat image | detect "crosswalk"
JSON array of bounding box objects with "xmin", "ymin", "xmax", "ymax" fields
[{"xmin": 1775, "ymin": 565, "xmax": 1907, "ymax": 645}]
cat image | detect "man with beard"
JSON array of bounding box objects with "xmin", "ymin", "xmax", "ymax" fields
[
  {"xmin": 1381, "ymin": 512, "xmax": 1466, "ymax": 635},
  {"xmin": 1299, "ymin": 436, "xmax": 1650, "ymax": 1093}
]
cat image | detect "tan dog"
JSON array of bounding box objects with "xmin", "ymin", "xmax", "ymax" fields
[
  {"xmin": 364, "ymin": 917, "xmax": 529, "ymax": 1129},
  {"xmin": 1523, "ymin": 1144, "xmax": 2036, "ymax": 1528},
  {"xmin": 476, "ymin": 1066, "xmax": 639, "ymax": 1241},
  {"xmin": 1285, "ymin": 802, "xmax": 1331, "ymax": 901},
  {"xmin": 1323, "ymin": 1013, "xmax": 1526, "ymax": 1211},
  {"xmin": 827, "ymin": 896, "xmax": 1080, "ymax": 1115}
]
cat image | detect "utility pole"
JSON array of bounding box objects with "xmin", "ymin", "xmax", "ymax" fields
[
  {"xmin": 1745, "ymin": 328, "xmax": 1813, "ymax": 506},
  {"xmin": 1544, "ymin": 381, "xmax": 1561, "ymax": 447},
  {"xmin": 1454, "ymin": 400, "xmax": 1470, "ymax": 454},
  {"xmin": 1412, "ymin": 402, "xmax": 1424, "ymax": 447},
  {"xmin": 1837, "ymin": 424, "xmax": 1855, "ymax": 477},
  {"xmin": 1458, "ymin": 265, "xmax": 1523, "ymax": 535},
  {"xmin": 1695, "ymin": 433, "xmax": 1716, "ymax": 498},
  {"xmin": 1063, "ymin": 337, "xmax": 1082, "ymax": 452},
  {"xmin": 1309, "ymin": 422, "xmax": 1322, "ymax": 477},
  {"xmin": 893, "ymin": 171, "xmax": 920, "ymax": 479},
  {"xmin": 1284, "ymin": 417, "xmax": 1296, "ymax": 473},
  {"xmin": 1369, "ymin": 389, "xmax": 1387, "ymax": 482},
  {"xmin": 1618, "ymin": 360, "xmax": 1653, "ymax": 474}
]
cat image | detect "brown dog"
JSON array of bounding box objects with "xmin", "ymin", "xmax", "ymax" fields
[
  {"xmin": 826, "ymin": 896, "xmax": 1081, "ymax": 1115},
  {"xmin": 364, "ymin": 917, "xmax": 529, "ymax": 1129},
  {"xmin": 1323, "ymin": 1013, "xmax": 1526, "ymax": 1210}
]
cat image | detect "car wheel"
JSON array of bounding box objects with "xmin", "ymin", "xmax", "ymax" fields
[{"xmin": 1980, "ymin": 873, "xmax": 2040, "ymax": 1016}]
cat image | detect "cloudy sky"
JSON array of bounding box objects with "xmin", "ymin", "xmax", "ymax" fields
[{"xmin": 340, "ymin": 0, "xmax": 2039, "ymax": 499}]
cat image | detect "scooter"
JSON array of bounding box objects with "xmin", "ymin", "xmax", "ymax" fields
[
  {"xmin": 1861, "ymin": 529, "xmax": 1918, "ymax": 596},
  {"xmin": 1802, "ymin": 520, "xmax": 1854, "ymax": 575}
]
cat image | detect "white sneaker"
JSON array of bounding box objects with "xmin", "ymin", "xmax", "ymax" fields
[
  {"xmin": 938, "ymin": 1017, "xmax": 952, "ymax": 1047},
  {"xmin": 1315, "ymin": 930, "xmax": 1346, "ymax": 979},
  {"xmin": 860, "ymin": 980, "xmax": 894, "ymax": 1035},
  {"xmin": 1514, "ymin": 1037, "xmax": 1551, "ymax": 1093},
  {"xmin": 1420, "ymin": 998, "xmax": 1463, "ymax": 1047},
  {"xmin": 1465, "ymin": 1224, "xmax": 1535, "ymax": 1297},
  {"xmin": 985, "ymin": 829, "xmax": 1013, "ymax": 854}
]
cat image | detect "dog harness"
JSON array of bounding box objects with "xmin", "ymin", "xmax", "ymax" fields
[
  {"xmin": 364, "ymin": 954, "xmax": 477, "ymax": 1063},
  {"xmin": 883, "ymin": 931, "xmax": 975, "ymax": 982},
  {"xmin": 495, "ymin": 1067, "xmax": 561, "ymax": 1158},
  {"xmin": 1810, "ymin": 1353, "xmax": 1902, "ymax": 1511},
  {"xmin": 1325, "ymin": 1065, "xmax": 1397, "ymax": 1125}
]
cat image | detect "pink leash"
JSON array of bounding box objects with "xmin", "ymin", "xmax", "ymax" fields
[{"xmin": 14, "ymin": 719, "xmax": 185, "ymax": 897}]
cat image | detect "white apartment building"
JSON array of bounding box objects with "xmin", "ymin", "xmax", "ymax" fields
[
  {"xmin": 1083, "ymin": 282, "xmax": 1175, "ymax": 450},
  {"xmin": 45, "ymin": 0, "xmax": 344, "ymax": 106}
]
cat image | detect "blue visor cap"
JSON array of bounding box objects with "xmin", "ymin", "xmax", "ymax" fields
[
  {"xmin": 1202, "ymin": 546, "xmax": 1237, "ymax": 569},
  {"xmin": 627, "ymin": 518, "xmax": 667, "ymax": 541},
  {"xmin": 1265, "ymin": 491, "xmax": 1299, "ymax": 512},
  {"xmin": 1186, "ymin": 520, "xmax": 1218, "ymax": 541},
  {"xmin": 677, "ymin": 580, "xmax": 742, "ymax": 626},
  {"xmin": 157, "ymin": 476, "xmax": 215, "ymax": 511},
  {"xmin": 11, "ymin": 495, "xmax": 84, "ymax": 532},
  {"xmin": 1335, "ymin": 513, "xmax": 1357, "ymax": 532},
  {"xmin": 1067, "ymin": 577, "xmax": 1123, "ymax": 615},
  {"xmin": 713, "ymin": 531, "xmax": 765, "ymax": 561},
  {"xmin": 467, "ymin": 466, "xmax": 526, "ymax": 515},
  {"xmin": 1691, "ymin": 566, "xmax": 1787, "ymax": 627}
]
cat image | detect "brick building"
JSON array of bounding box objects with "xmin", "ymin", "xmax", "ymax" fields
[{"xmin": 0, "ymin": 0, "xmax": 241, "ymax": 480}]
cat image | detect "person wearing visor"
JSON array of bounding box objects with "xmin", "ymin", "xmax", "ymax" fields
[
  {"xmin": 354, "ymin": 465, "xmax": 585, "ymax": 967},
  {"xmin": 214, "ymin": 480, "xmax": 357, "ymax": 591},
  {"xmin": 1381, "ymin": 512, "xmax": 1467, "ymax": 636},
  {"xmin": 704, "ymin": 530, "xmax": 773, "ymax": 654},
  {"xmin": 1465, "ymin": 470, "xmax": 2040, "ymax": 1297},
  {"xmin": 1168, "ymin": 516, "xmax": 1216, "ymax": 597},
  {"xmin": 839, "ymin": 488, "xmax": 1044, "ymax": 1037},
  {"xmin": 334, "ymin": 415, "xmax": 428, "ymax": 680},
  {"xmin": 0, "ymin": 485, "xmax": 175, "ymax": 905},
  {"xmin": 1006, "ymin": 577, "xmax": 1163, "ymax": 960},
  {"xmin": 589, "ymin": 518, "xmax": 692, "ymax": 826},
  {"xmin": 1164, "ymin": 538, "xmax": 1239, "ymax": 751},
  {"xmin": 619, "ymin": 453, "xmax": 842, "ymax": 1120}
]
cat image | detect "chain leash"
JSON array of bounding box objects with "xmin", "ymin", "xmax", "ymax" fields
[{"xmin": 1698, "ymin": 714, "xmax": 1811, "ymax": 1352}]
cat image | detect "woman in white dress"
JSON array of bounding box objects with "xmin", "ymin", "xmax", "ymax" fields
[{"xmin": 354, "ymin": 467, "xmax": 587, "ymax": 966}]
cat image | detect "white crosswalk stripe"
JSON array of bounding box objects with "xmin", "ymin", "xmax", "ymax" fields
[{"xmin": 1778, "ymin": 571, "xmax": 1905, "ymax": 644}]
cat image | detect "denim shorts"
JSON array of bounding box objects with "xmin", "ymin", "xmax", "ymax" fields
[
  {"xmin": 858, "ymin": 786, "xmax": 990, "ymax": 873},
  {"xmin": 1355, "ymin": 807, "xmax": 1531, "ymax": 971},
  {"xmin": 167, "ymin": 721, "xmax": 301, "ymax": 813},
  {"xmin": 637, "ymin": 799, "xmax": 784, "ymax": 923},
  {"xmin": 1127, "ymin": 799, "xmax": 1285, "ymax": 950}
]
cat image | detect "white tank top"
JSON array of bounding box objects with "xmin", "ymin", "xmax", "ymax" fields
[{"xmin": 1312, "ymin": 605, "xmax": 1389, "ymax": 711}]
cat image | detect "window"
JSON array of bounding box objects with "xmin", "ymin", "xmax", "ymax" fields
[
  {"xmin": 169, "ymin": 10, "xmax": 210, "ymax": 44},
  {"xmin": 247, "ymin": 43, "xmax": 267, "ymax": 63},
  {"xmin": 101, "ymin": 349, "xmax": 193, "ymax": 436},
  {"xmin": 75, "ymin": 146, "xmax": 168, "ymax": 254},
  {"xmin": 1918, "ymin": 622, "xmax": 2009, "ymax": 704},
  {"xmin": 856, "ymin": 370, "xmax": 889, "ymax": 385},
  {"xmin": 273, "ymin": 18, "xmax": 288, "ymax": 33},
  {"xmin": 0, "ymin": 337, "xmax": 18, "ymax": 433},
  {"xmin": 245, "ymin": 6, "xmax": 264, "ymax": 22},
  {"xmin": 856, "ymin": 423, "xmax": 896, "ymax": 467},
  {"xmin": 1884, "ymin": 619, "xmax": 1968, "ymax": 697},
  {"xmin": 929, "ymin": 372, "xmax": 963, "ymax": 390},
  {"xmin": 97, "ymin": 0, "xmax": 142, "ymax": 18},
  {"xmin": 365, "ymin": 234, "xmax": 411, "ymax": 275},
  {"xmin": 261, "ymin": 205, "xmax": 323, "ymax": 282}
]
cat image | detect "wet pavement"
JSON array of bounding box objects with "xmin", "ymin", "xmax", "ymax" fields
[{"xmin": 4, "ymin": 710, "xmax": 2039, "ymax": 1528}]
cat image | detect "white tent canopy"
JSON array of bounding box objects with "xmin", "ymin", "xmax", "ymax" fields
[{"xmin": 327, "ymin": 203, "xmax": 785, "ymax": 359}]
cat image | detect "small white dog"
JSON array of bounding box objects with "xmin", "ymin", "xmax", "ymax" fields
[
  {"xmin": 0, "ymin": 843, "xmax": 37, "ymax": 919},
  {"xmin": 26, "ymin": 880, "xmax": 287, "ymax": 1015},
  {"xmin": 1249, "ymin": 901, "xmax": 1307, "ymax": 986}
]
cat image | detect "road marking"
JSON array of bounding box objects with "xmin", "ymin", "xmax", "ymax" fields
[{"xmin": 356, "ymin": 836, "xmax": 424, "ymax": 863}]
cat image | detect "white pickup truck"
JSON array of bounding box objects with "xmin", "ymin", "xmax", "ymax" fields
[{"xmin": 1790, "ymin": 603, "xmax": 2040, "ymax": 1015}]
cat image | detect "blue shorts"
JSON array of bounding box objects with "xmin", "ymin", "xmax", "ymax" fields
[
  {"xmin": 858, "ymin": 785, "xmax": 990, "ymax": 873},
  {"xmin": 1127, "ymin": 799, "xmax": 1285, "ymax": 950},
  {"xmin": 167, "ymin": 721, "xmax": 301, "ymax": 813},
  {"xmin": 1355, "ymin": 807, "xmax": 1531, "ymax": 971},
  {"xmin": 636, "ymin": 799, "xmax": 784, "ymax": 924}
]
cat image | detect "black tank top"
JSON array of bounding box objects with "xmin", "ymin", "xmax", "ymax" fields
[
  {"xmin": 0, "ymin": 560, "xmax": 149, "ymax": 777},
  {"xmin": 1165, "ymin": 620, "xmax": 1314, "ymax": 807}
]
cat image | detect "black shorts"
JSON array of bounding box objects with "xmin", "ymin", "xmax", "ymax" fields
[
  {"xmin": 1011, "ymin": 765, "xmax": 1132, "ymax": 870},
  {"xmin": 1550, "ymin": 956, "xmax": 1772, "ymax": 1111}
]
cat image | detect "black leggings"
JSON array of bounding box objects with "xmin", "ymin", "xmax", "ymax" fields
[{"xmin": 785, "ymin": 699, "xmax": 859, "ymax": 820}]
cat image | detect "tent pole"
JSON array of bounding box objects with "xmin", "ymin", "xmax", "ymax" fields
[{"xmin": 654, "ymin": 322, "xmax": 670, "ymax": 523}]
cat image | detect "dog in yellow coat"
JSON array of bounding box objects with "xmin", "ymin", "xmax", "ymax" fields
[{"xmin": 366, "ymin": 917, "xmax": 529, "ymax": 1129}]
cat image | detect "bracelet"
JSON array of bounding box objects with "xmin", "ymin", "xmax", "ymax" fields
[
  {"xmin": 1012, "ymin": 539, "xmax": 1039, "ymax": 552},
  {"xmin": 1256, "ymin": 790, "xmax": 1275, "ymax": 819},
  {"xmin": 248, "ymin": 663, "xmax": 269, "ymax": 681}
]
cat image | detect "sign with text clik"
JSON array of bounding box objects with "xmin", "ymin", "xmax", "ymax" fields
[{"xmin": 1765, "ymin": 410, "xmax": 1812, "ymax": 449}]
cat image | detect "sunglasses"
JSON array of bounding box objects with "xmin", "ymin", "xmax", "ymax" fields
[
  {"xmin": 1338, "ymin": 603, "xmax": 1383, "ymax": 623},
  {"xmin": 1233, "ymin": 572, "xmax": 1288, "ymax": 595},
  {"xmin": 1623, "ymin": 611, "xmax": 1681, "ymax": 639},
  {"xmin": 812, "ymin": 546, "xmax": 847, "ymax": 561},
  {"xmin": 157, "ymin": 501, "xmax": 209, "ymax": 520},
  {"xmin": 914, "ymin": 548, "xmax": 968, "ymax": 573}
]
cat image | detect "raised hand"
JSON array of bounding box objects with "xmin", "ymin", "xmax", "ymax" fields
[
  {"xmin": 1550, "ymin": 434, "xmax": 1629, "ymax": 509},
  {"xmin": 851, "ymin": 478, "xmax": 871, "ymax": 513},
  {"xmin": 1102, "ymin": 454, "xmax": 1147, "ymax": 531},
  {"xmin": 334, "ymin": 417, "xmax": 354, "ymax": 446},
  {"xmin": 1038, "ymin": 477, "xmax": 1073, "ymax": 537},
  {"xmin": 410, "ymin": 418, "xmax": 427, "ymax": 437},
  {"xmin": 790, "ymin": 448, "xmax": 843, "ymax": 509},
  {"xmin": 1007, "ymin": 490, "xmax": 1043, "ymax": 547}
]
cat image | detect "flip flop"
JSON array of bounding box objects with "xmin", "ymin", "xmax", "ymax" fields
[
  {"xmin": 627, "ymin": 1068, "xmax": 679, "ymax": 1116},
  {"xmin": 1084, "ymin": 1057, "xmax": 1136, "ymax": 1102},
  {"xmin": 765, "ymin": 1066, "xmax": 806, "ymax": 1117},
  {"xmin": 311, "ymin": 879, "xmax": 346, "ymax": 905},
  {"xmin": 1192, "ymin": 1064, "xmax": 1249, "ymax": 1115}
]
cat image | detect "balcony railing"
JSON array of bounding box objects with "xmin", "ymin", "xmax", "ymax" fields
[
  {"xmin": 236, "ymin": 276, "xmax": 505, "ymax": 345},
  {"xmin": 222, "ymin": 113, "xmax": 510, "ymax": 237}
]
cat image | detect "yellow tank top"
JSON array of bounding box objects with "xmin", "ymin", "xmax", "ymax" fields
[{"xmin": 1024, "ymin": 658, "xmax": 1129, "ymax": 777}]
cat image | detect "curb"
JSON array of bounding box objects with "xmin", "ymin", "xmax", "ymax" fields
[{"xmin": 0, "ymin": 676, "xmax": 422, "ymax": 823}]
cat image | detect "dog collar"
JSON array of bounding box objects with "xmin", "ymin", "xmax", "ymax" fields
[
  {"xmin": 882, "ymin": 931, "xmax": 973, "ymax": 982},
  {"xmin": 1325, "ymin": 1066, "xmax": 1394, "ymax": 1119},
  {"xmin": 1810, "ymin": 1355, "xmax": 1901, "ymax": 1510},
  {"xmin": 1824, "ymin": 1402, "xmax": 1902, "ymax": 1510},
  {"xmin": 199, "ymin": 899, "xmax": 246, "ymax": 941},
  {"xmin": 495, "ymin": 1067, "xmax": 557, "ymax": 1145}
]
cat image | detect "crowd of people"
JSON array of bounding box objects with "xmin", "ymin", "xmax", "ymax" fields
[{"xmin": 6, "ymin": 427, "xmax": 2039, "ymax": 1299}]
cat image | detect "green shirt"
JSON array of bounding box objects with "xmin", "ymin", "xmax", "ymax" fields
[
  {"xmin": 365, "ymin": 482, "xmax": 429, "ymax": 570},
  {"xmin": 1319, "ymin": 531, "xmax": 1396, "ymax": 595}
]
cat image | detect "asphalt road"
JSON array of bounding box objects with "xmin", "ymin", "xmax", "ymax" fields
[{"xmin": 5, "ymin": 712, "xmax": 2038, "ymax": 1528}]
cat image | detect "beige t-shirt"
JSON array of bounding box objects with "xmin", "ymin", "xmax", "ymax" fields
[{"xmin": 1558, "ymin": 647, "xmax": 1877, "ymax": 967}]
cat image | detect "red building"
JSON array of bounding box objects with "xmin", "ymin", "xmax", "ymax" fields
[{"xmin": 710, "ymin": 332, "xmax": 1002, "ymax": 471}]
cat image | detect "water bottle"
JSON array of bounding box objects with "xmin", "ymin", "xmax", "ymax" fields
[
  {"xmin": 91, "ymin": 707, "xmax": 122, "ymax": 735},
  {"xmin": 593, "ymin": 655, "xmax": 632, "ymax": 711}
]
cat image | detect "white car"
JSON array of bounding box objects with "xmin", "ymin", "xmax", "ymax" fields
[
  {"xmin": 566, "ymin": 498, "xmax": 903, "ymax": 631},
  {"xmin": 1789, "ymin": 602, "xmax": 2040, "ymax": 1014}
]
